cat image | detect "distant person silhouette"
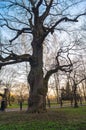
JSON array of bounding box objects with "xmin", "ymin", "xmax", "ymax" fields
[
  {"xmin": 19, "ymin": 101, "xmax": 22, "ymax": 111},
  {"xmin": 1, "ymin": 99, "xmax": 6, "ymax": 111}
]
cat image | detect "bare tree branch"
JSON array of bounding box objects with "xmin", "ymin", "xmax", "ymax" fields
[
  {"xmin": 49, "ymin": 12, "xmax": 86, "ymax": 34},
  {"xmin": 40, "ymin": 0, "xmax": 53, "ymax": 21},
  {"xmin": 37, "ymin": 0, "xmax": 43, "ymax": 9},
  {"xmin": 0, "ymin": 53, "xmax": 31, "ymax": 69},
  {"xmin": 9, "ymin": 28, "xmax": 32, "ymax": 43},
  {"xmin": 44, "ymin": 49, "xmax": 73, "ymax": 82}
]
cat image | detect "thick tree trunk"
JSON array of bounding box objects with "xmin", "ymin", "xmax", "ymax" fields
[
  {"xmin": 27, "ymin": 40, "xmax": 47, "ymax": 113},
  {"xmin": 28, "ymin": 68, "xmax": 47, "ymax": 112}
]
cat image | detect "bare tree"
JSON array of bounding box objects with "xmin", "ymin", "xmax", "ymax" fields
[
  {"xmin": 0, "ymin": 66, "xmax": 20, "ymax": 106},
  {"xmin": 69, "ymin": 69, "xmax": 86, "ymax": 107},
  {"xmin": 0, "ymin": 0, "xmax": 86, "ymax": 112}
]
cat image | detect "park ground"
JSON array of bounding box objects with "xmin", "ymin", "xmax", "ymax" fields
[{"xmin": 0, "ymin": 106, "xmax": 86, "ymax": 130}]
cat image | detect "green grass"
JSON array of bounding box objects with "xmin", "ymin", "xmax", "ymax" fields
[
  {"xmin": 0, "ymin": 106, "xmax": 86, "ymax": 130},
  {"xmin": 8, "ymin": 103, "xmax": 27, "ymax": 109}
]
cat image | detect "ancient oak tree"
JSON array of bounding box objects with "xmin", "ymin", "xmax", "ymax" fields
[{"xmin": 0, "ymin": 0, "xmax": 86, "ymax": 112}]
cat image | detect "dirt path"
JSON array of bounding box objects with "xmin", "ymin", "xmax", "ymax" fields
[{"xmin": 5, "ymin": 108, "xmax": 27, "ymax": 112}]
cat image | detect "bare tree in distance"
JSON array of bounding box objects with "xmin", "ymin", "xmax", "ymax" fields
[
  {"xmin": 0, "ymin": 66, "xmax": 20, "ymax": 106},
  {"xmin": 68, "ymin": 56, "xmax": 86, "ymax": 108},
  {"xmin": 0, "ymin": 0, "xmax": 86, "ymax": 112}
]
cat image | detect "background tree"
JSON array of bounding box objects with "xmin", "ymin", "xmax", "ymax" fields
[{"xmin": 0, "ymin": 66, "xmax": 19, "ymax": 106}]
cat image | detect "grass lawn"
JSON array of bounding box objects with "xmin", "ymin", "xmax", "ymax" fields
[{"xmin": 0, "ymin": 106, "xmax": 86, "ymax": 130}]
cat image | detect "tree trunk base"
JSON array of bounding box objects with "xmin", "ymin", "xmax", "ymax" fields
[
  {"xmin": 26, "ymin": 107, "xmax": 47, "ymax": 113},
  {"xmin": 27, "ymin": 94, "xmax": 47, "ymax": 113},
  {"xmin": 74, "ymin": 104, "xmax": 78, "ymax": 108}
]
